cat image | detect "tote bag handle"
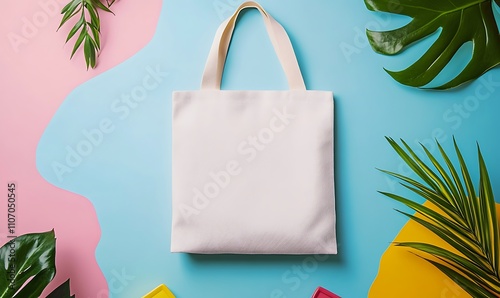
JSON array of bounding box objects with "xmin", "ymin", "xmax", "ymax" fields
[{"xmin": 201, "ymin": 1, "xmax": 306, "ymax": 90}]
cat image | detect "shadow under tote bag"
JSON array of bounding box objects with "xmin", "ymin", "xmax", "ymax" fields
[{"xmin": 171, "ymin": 1, "xmax": 336, "ymax": 254}]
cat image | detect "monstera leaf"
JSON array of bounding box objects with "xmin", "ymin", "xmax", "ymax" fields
[
  {"xmin": 0, "ymin": 230, "xmax": 56, "ymax": 298},
  {"xmin": 365, "ymin": 0, "xmax": 500, "ymax": 89}
]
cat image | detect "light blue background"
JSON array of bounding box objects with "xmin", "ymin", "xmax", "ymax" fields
[{"xmin": 37, "ymin": 1, "xmax": 500, "ymax": 297}]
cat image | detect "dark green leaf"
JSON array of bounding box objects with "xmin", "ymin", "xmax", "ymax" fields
[
  {"xmin": 59, "ymin": 0, "xmax": 115, "ymax": 68},
  {"xmin": 399, "ymin": 182, "xmax": 465, "ymax": 225},
  {"xmin": 90, "ymin": 27, "xmax": 101, "ymax": 50},
  {"xmin": 83, "ymin": 37, "xmax": 92, "ymax": 69},
  {"xmin": 87, "ymin": 21, "xmax": 101, "ymax": 50},
  {"xmin": 386, "ymin": 137, "xmax": 439, "ymax": 190},
  {"xmin": 478, "ymin": 146, "xmax": 499, "ymax": 273},
  {"xmin": 437, "ymin": 141, "xmax": 473, "ymax": 229},
  {"xmin": 89, "ymin": 39, "xmax": 96, "ymax": 68},
  {"xmin": 400, "ymin": 242, "xmax": 498, "ymax": 284},
  {"xmin": 87, "ymin": 4, "xmax": 100, "ymax": 30},
  {"xmin": 454, "ymin": 138, "xmax": 481, "ymax": 239},
  {"xmin": 87, "ymin": 33, "xmax": 99, "ymax": 57},
  {"xmin": 14, "ymin": 268, "xmax": 56, "ymax": 298},
  {"xmin": 365, "ymin": 0, "xmax": 500, "ymax": 89},
  {"xmin": 380, "ymin": 138, "xmax": 500, "ymax": 296},
  {"xmin": 93, "ymin": 0, "xmax": 114, "ymax": 14},
  {"xmin": 398, "ymin": 210, "xmax": 488, "ymax": 268},
  {"xmin": 65, "ymin": 15, "xmax": 85, "ymax": 43},
  {"xmin": 427, "ymin": 258, "xmax": 497, "ymax": 298},
  {"xmin": 420, "ymin": 144, "xmax": 462, "ymax": 212},
  {"xmin": 0, "ymin": 230, "xmax": 56, "ymax": 298},
  {"xmin": 380, "ymin": 191, "xmax": 473, "ymax": 242},
  {"xmin": 61, "ymin": 1, "xmax": 77, "ymax": 14},
  {"xmin": 399, "ymin": 139, "xmax": 455, "ymax": 206},
  {"xmin": 46, "ymin": 279, "xmax": 75, "ymax": 298},
  {"xmin": 58, "ymin": 6, "xmax": 82, "ymax": 31},
  {"xmin": 70, "ymin": 28, "xmax": 87, "ymax": 59},
  {"xmin": 379, "ymin": 168, "xmax": 467, "ymax": 225}
]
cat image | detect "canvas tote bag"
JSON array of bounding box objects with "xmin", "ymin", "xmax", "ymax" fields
[{"xmin": 171, "ymin": 1, "xmax": 336, "ymax": 254}]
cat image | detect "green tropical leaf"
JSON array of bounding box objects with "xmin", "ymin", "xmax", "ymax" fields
[
  {"xmin": 399, "ymin": 243, "xmax": 498, "ymax": 284},
  {"xmin": 380, "ymin": 138, "xmax": 500, "ymax": 296},
  {"xmin": 364, "ymin": 0, "xmax": 500, "ymax": 89},
  {"xmin": 84, "ymin": 37, "xmax": 92, "ymax": 69},
  {"xmin": 386, "ymin": 137, "xmax": 439, "ymax": 190},
  {"xmin": 478, "ymin": 146, "xmax": 500, "ymax": 273},
  {"xmin": 70, "ymin": 27, "xmax": 87, "ymax": 59},
  {"xmin": 58, "ymin": 6, "xmax": 82, "ymax": 31},
  {"xmin": 65, "ymin": 14, "xmax": 85, "ymax": 43},
  {"xmin": 61, "ymin": 1, "xmax": 76, "ymax": 14},
  {"xmin": 398, "ymin": 210, "xmax": 488, "ymax": 268},
  {"xmin": 87, "ymin": 4, "xmax": 101, "ymax": 29},
  {"xmin": 92, "ymin": 0, "xmax": 114, "ymax": 14},
  {"xmin": 436, "ymin": 141, "xmax": 473, "ymax": 227},
  {"xmin": 90, "ymin": 25, "xmax": 101, "ymax": 50},
  {"xmin": 59, "ymin": 0, "xmax": 116, "ymax": 69},
  {"xmin": 428, "ymin": 258, "xmax": 496, "ymax": 297},
  {"xmin": 47, "ymin": 279, "xmax": 75, "ymax": 298},
  {"xmin": 0, "ymin": 230, "xmax": 56, "ymax": 298},
  {"xmin": 381, "ymin": 191, "xmax": 473, "ymax": 242}
]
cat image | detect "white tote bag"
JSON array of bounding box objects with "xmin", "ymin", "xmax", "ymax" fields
[{"xmin": 171, "ymin": 1, "xmax": 336, "ymax": 254}]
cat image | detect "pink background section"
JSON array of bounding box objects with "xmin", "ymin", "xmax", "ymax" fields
[{"xmin": 0, "ymin": 0, "xmax": 162, "ymax": 296}]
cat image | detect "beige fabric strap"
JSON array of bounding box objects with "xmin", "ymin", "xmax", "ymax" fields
[{"xmin": 201, "ymin": 1, "xmax": 306, "ymax": 90}]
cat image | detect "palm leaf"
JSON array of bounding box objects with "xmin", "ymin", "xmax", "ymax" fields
[
  {"xmin": 400, "ymin": 243, "xmax": 500, "ymax": 294},
  {"xmin": 478, "ymin": 146, "xmax": 500, "ymax": 273},
  {"xmin": 428, "ymin": 258, "xmax": 497, "ymax": 297},
  {"xmin": 364, "ymin": 0, "xmax": 500, "ymax": 89},
  {"xmin": 380, "ymin": 138, "xmax": 500, "ymax": 295}
]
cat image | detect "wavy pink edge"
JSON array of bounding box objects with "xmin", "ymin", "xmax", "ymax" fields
[{"xmin": 0, "ymin": 0, "xmax": 162, "ymax": 296}]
